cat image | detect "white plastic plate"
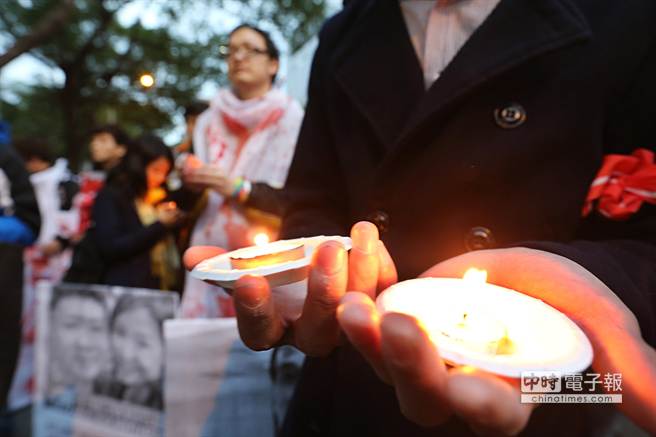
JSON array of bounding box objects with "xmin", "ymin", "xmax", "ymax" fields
[
  {"xmin": 191, "ymin": 236, "xmax": 352, "ymax": 290},
  {"xmin": 376, "ymin": 278, "xmax": 593, "ymax": 378}
]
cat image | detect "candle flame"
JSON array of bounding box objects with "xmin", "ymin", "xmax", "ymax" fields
[
  {"xmin": 253, "ymin": 232, "xmax": 270, "ymax": 247},
  {"xmin": 463, "ymin": 268, "xmax": 487, "ymax": 284}
]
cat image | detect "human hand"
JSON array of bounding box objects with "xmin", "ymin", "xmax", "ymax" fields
[
  {"xmin": 183, "ymin": 245, "xmax": 227, "ymax": 269},
  {"xmin": 337, "ymin": 248, "xmax": 656, "ymax": 435},
  {"xmin": 223, "ymin": 221, "xmax": 252, "ymax": 250},
  {"xmin": 182, "ymin": 221, "xmax": 398, "ymax": 356},
  {"xmin": 39, "ymin": 239, "xmax": 64, "ymax": 257},
  {"xmin": 156, "ymin": 202, "xmax": 185, "ymax": 228},
  {"xmin": 179, "ymin": 154, "xmax": 206, "ymax": 192},
  {"xmin": 182, "ymin": 164, "xmax": 235, "ymax": 197}
]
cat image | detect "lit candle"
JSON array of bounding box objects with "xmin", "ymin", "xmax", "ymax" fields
[
  {"xmin": 192, "ymin": 235, "xmax": 351, "ymax": 285},
  {"xmin": 229, "ymin": 240, "xmax": 306, "ymax": 270},
  {"xmin": 192, "ymin": 236, "xmax": 352, "ymax": 321},
  {"xmin": 376, "ymin": 268, "xmax": 593, "ymax": 377},
  {"xmin": 253, "ymin": 232, "xmax": 270, "ymax": 247}
]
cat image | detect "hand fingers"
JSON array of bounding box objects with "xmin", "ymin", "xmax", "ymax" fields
[
  {"xmin": 233, "ymin": 275, "xmax": 286, "ymax": 351},
  {"xmin": 347, "ymin": 221, "xmax": 380, "ymax": 298},
  {"xmin": 295, "ymin": 240, "xmax": 348, "ymax": 356},
  {"xmin": 183, "ymin": 246, "xmax": 226, "ymax": 270},
  {"xmin": 377, "ymin": 240, "xmax": 398, "ymax": 294},
  {"xmin": 183, "ymin": 173, "xmax": 214, "ymax": 186},
  {"xmin": 380, "ymin": 312, "xmax": 452, "ymax": 427},
  {"xmin": 446, "ymin": 367, "xmax": 534, "ymax": 436},
  {"xmin": 187, "ymin": 165, "xmax": 227, "ymax": 179},
  {"xmin": 337, "ymin": 292, "xmax": 390, "ymax": 383}
]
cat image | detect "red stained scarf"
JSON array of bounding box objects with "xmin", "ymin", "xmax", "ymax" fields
[{"xmin": 583, "ymin": 148, "xmax": 656, "ymax": 220}]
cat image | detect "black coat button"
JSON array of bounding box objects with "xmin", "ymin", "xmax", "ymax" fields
[
  {"xmin": 494, "ymin": 103, "xmax": 526, "ymax": 129},
  {"xmin": 464, "ymin": 226, "xmax": 495, "ymax": 251},
  {"xmin": 367, "ymin": 210, "xmax": 390, "ymax": 234}
]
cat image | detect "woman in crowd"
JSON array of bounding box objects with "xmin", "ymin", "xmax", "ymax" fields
[
  {"xmin": 92, "ymin": 134, "xmax": 184, "ymax": 291},
  {"xmin": 180, "ymin": 24, "xmax": 304, "ymax": 317}
]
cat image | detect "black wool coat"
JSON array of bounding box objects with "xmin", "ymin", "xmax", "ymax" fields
[{"xmin": 280, "ymin": 0, "xmax": 656, "ymax": 436}]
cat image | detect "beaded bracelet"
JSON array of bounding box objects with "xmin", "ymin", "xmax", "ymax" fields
[
  {"xmin": 231, "ymin": 177, "xmax": 244, "ymax": 198},
  {"xmin": 237, "ymin": 180, "xmax": 252, "ymax": 203}
]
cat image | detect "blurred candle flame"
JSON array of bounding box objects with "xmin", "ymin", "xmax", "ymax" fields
[
  {"xmin": 253, "ymin": 232, "xmax": 270, "ymax": 247},
  {"xmin": 463, "ymin": 267, "xmax": 487, "ymax": 284}
]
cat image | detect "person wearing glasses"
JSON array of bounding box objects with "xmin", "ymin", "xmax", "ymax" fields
[{"xmin": 180, "ymin": 24, "xmax": 304, "ymax": 318}]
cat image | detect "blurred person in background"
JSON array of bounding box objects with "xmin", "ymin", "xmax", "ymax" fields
[
  {"xmin": 77, "ymin": 125, "xmax": 132, "ymax": 234},
  {"xmin": 179, "ymin": 23, "xmax": 306, "ymax": 437},
  {"xmin": 14, "ymin": 137, "xmax": 78, "ymax": 265},
  {"xmin": 88, "ymin": 125, "xmax": 131, "ymax": 173},
  {"xmin": 92, "ymin": 134, "xmax": 185, "ymax": 290},
  {"xmin": 8, "ymin": 137, "xmax": 79, "ymax": 417},
  {"xmin": 175, "ymin": 100, "xmax": 209, "ymax": 155},
  {"xmin": 0, "ymin": 142, "xmax": 40, "ymax": 426},
  {"xmin": 64, "ymin": 125, "xmax": 133, "ymax": 284},
  {"xmin": 180, "ymin": 24, "xmax": 304, "ymax": 318}
]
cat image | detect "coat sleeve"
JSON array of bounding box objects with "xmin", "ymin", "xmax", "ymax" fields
[
  {"xmin": 0, "ymin": 145, "xmax": 40, "ymax": 238},
  {"xmin": 92, "ymin": 188, "xmax": 167, "ymax": 263},
  {"xmin": 522, "ymin": 36, "xmax": 656, "ymax": 347},
  {"xmin": 243, "ymin": 182, "xmax": 285, "ymax": 216},
  {"xmin": 281, "ymin": 29, "xmax": 351, "ymax": 239}
]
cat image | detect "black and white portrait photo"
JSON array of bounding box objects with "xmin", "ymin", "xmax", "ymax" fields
[{"xmin": 34, "ymin": 283, "xmax": 177, "ymax": 437}]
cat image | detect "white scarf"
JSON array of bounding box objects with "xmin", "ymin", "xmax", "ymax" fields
[
  {"xmin": 194, "ymin": 88, "xmax": 300, "ymax": 187},
  {"xmin": 182, "ymin": 88, "xmax": 303, "ymax": 318}
]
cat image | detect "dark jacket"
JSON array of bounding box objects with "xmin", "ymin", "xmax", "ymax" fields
[
  {"xmin": 281, "ymin": 0, "xmax": 656, "ymax": 435},
  {"xmin": 92, "ymin": 186, "xmax": 169, "ymax": 290},
  {"xmin": 0, "ymin": 144, "xmax": 39, "ymax": 408},
  {"xmin": 0, "ymin": 144, "xmax": 41, "ymax": 238}
]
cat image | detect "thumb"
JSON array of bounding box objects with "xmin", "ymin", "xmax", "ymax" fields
[{"xmin": 183, "ymin": 246, "xmax": 227, "ymax": 270}]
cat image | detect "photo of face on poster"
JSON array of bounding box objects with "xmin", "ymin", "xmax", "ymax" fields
[
  {"xmin": 47, "ymin": 288, "xmax": 112, "ymax": 396},
  {"xmin": 35, "ymin": 283, "xmax": 178, "ymax": 437},
  {"xmin": 95, "ymin": 294, "xmax": 172, "ymax": 409}
]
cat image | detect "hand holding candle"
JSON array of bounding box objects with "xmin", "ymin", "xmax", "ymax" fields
[
  {"xmin": 156, "ymin": 201, "xmax": 184, "ymax": 228},
  {"xmin": 182, "ymin": 163, "xmax": 235, "ymax": 197},
  {"xmin": 184, "ymin": 221, "xmax": 396, "ymax": 355},
  {"xmin": 183, "ymin": 225, "xmax": 656, "ymax": 433},
  {"xmin": 338, "ymin": 247, "xmax": 656, "ymax": 434}
]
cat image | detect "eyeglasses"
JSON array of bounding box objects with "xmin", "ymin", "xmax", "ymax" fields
[{"xmin": 219, "ymin": 45, "xmax": 269, "ymax": 60}]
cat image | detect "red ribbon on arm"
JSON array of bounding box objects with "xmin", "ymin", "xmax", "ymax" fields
[{"xmin": 583, "ymin": 148, "xmax": 656, "ymax": 220}]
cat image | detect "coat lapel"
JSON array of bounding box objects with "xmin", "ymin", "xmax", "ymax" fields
[
  {"xmin": 334, "ymin": 0, "xmax": 425, "ymax": 150},
  {"xmin": 393, "ymin": 0, "xmax": 592, "ymax": 150}
]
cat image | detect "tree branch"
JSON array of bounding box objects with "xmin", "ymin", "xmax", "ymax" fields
[
  {"xmin": 29, "ymin": 49, "xmax": 60, "ymax": 70},
  {"xmin": 101, "ymin": 39, "xmax": 135, "ymax": 84},
  {"xmin": 0, "ymin": 0, "xmax": 75, "ymax": 69},
  {"xmin": 68, "ymin": 3, "xmax": 114, "ymax": 68}
]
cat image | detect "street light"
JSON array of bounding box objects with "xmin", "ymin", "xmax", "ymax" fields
[{"xmin": 138, "ymin": 72, "xmax": 155, "ymax": 88}]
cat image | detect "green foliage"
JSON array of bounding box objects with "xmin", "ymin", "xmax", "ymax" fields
[
  {"xmin": 1, "ymin": 84, "xmax": 66, "ymax": 156},
  {"xmin": 0, "ymin": 0, "xmax": 329, "ymax": 168}
]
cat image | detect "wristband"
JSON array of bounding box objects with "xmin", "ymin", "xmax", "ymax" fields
[
  {"xmin": 231, "ymin": 177, "xmax": 244, "ymax": 198},
  {"xmin": 237, "ymin": 180, "xmax": 252, "ymax": 204}
]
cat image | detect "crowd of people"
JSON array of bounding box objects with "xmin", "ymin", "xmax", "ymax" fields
[
  {"xmin": 2, "ymin": 1, "xmax": 656, "ymax": 436},
  {"xmin": 1, "ymin": 23, "xmax": 305, "ymax": 435}
]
